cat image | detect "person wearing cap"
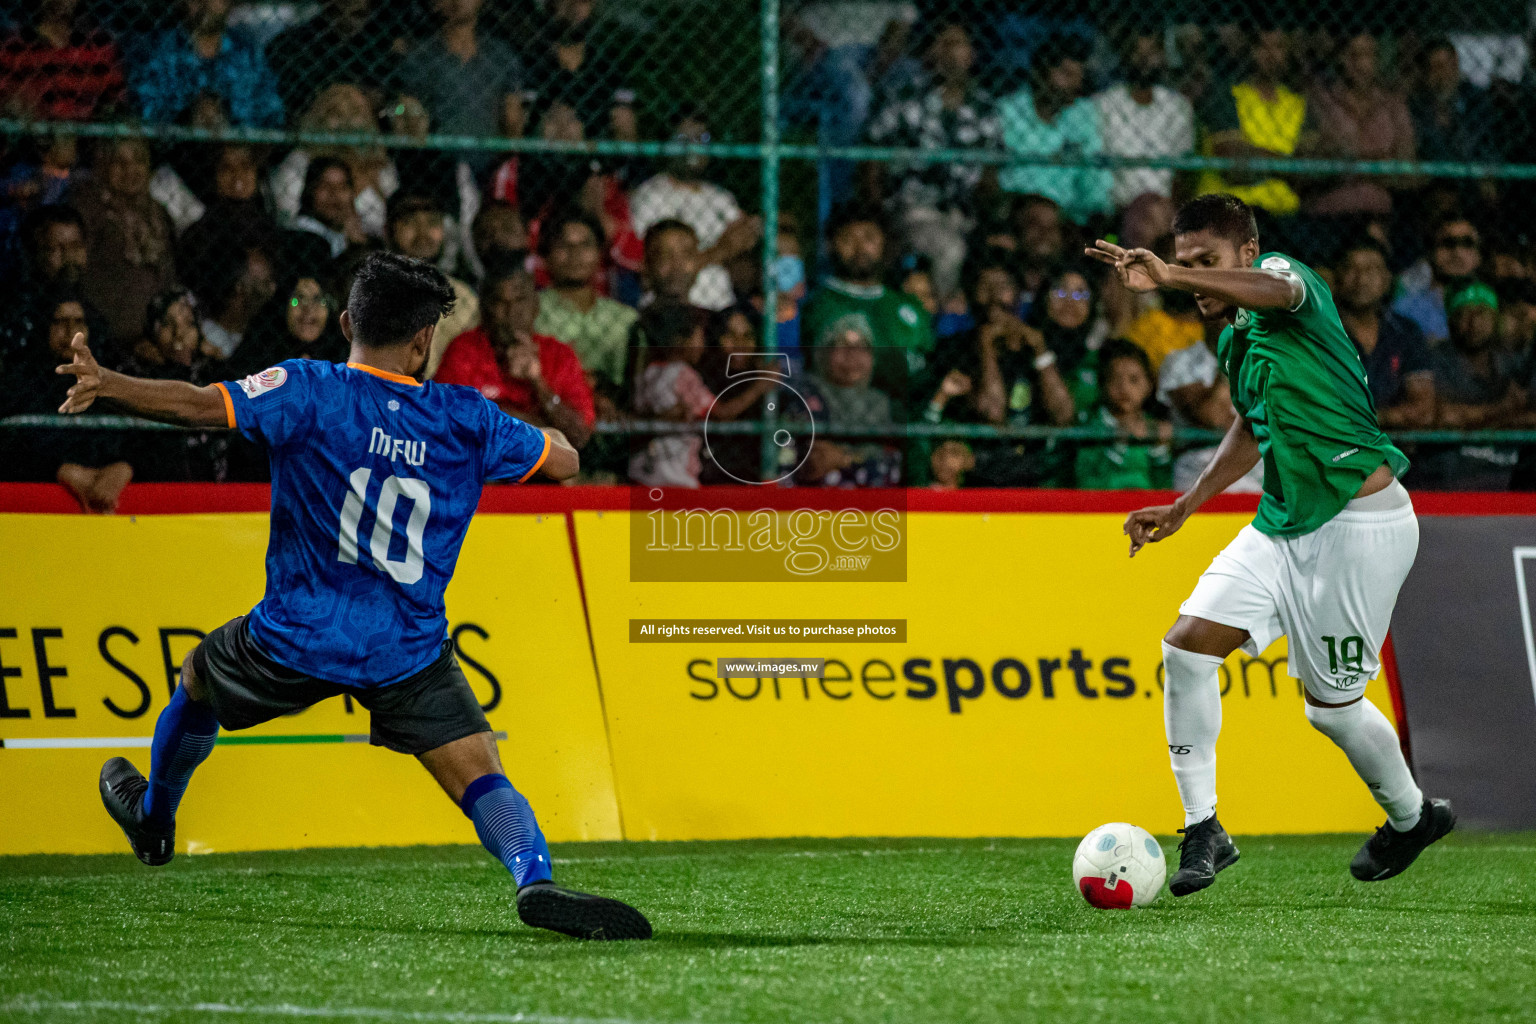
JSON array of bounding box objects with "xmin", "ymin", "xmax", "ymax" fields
[
  {"xmin": 386, "ymin": 190, "xmax": 480, "ymax": 378},
  {"xmin": 798, "ymin": 313, "xmax": 902, "ymax": 486},
  {"xmin": 1422, "ymin": 281, "xmax": 1523, "ymax": 489}
]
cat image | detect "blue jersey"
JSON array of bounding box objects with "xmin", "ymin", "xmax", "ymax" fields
[{"xmin": 214, "ymin": 360, "xmax": 550, "ymax": 686}]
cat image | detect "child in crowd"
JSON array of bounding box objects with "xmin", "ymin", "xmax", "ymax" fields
[
  {"xmin": 929, "ymin": 439, "xmax": 974, "ymax": 491},
  {"xmin": 629, "ymin": 303, "xmax": 714, "ymax": 488},
  {"xmin": 1073, "ymin": 339, "xmax": 1172, "ymax": 490}
]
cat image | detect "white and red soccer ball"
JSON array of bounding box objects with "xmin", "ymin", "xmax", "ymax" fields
[{"xmin": 1073, "ymin": 823, "xmax": 1166, "ymax": 908}]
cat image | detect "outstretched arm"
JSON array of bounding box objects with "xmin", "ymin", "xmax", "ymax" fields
[
  {"xmin": 1122, "ymin": 415, "xmax": 1260, "ymax": 557},
  {"xmin": 1085, "ymin": 240, "xmax": 1301, "ymax": 312},
  {"xmin": 56, "ymin": 333, "xmax": 229, "ymax": 427}
]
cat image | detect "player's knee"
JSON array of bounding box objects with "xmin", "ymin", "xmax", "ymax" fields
[
  {"xmin": 180, "ymin": 648, "xmax": 209, "ymax": 703},
  {"xmin": 1163, "ymin": 616, "xmax": 1245, "ymax": 659},
  {"xmin": 1303, "ymin": 697, "xmax": 1362, "ymax": 739}
]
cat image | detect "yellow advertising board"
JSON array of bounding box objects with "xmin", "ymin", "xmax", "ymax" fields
[
  {"xmin": 0, "ymin": 513, "xmax": 618, "ymax": 855},
  {"xmin": 576, "ymin": 509, "xmax": 1401, "ymax": 840}
]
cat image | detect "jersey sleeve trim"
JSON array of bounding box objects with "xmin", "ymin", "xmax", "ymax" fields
[
  {"xmin": 516, "ymin": 431, "xmax": 552, "ymax": 483},
  {"xmin": 1285, "ymin": 272, "xmax": 1306, "ymax": 312},
  {"xmin": 212, "ymin": 382, "xmax": 236, "ymax": 428}
]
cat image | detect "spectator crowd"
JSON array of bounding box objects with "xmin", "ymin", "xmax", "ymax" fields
[{"xmin": 5, "ymin": 0, "xmax": 1536, "ymax": 508}]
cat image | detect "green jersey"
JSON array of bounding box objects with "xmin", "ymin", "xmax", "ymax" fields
[
  {"xmin": 802, "ymin": 279, "xmax": 934, "ymax": 393},
  {"xmin": 1217, "ymin": 252, "xmax": 1409, "ymax": 537}
]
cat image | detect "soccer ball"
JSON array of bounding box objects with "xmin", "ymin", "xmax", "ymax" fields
[{"xmin": 1073, "ymin": 823, "xmax": 1166, "ymax": 908}]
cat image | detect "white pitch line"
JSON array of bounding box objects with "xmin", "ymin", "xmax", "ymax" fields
[
  {"xmin": 0, "ymin": 999, "xmax": 694, "ymax": 1024},
  {"xmin": 0, "ymin": 736, "xmax": 151, "ymax": 749}
]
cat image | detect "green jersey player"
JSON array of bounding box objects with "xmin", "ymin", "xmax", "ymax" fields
[{"xmin": 1086, "ymin": 194, "xmax": 1454, "ymax": 896}]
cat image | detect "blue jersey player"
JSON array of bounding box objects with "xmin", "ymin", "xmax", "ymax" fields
[{"xmin": 57, "ymin": 252, "xmax": 650, "ymax": 941}]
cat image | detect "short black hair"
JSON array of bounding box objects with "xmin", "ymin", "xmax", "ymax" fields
[
  {"xmin": 480, "ymin": 252, "xmax": 533, "ymax": 292},
  {"xmin": 1173, "ymin": 193, "xmax": 1259, "ymax": 248},
  {"xmin": 643, "ymin": 217, "xmax": 697, "ymax": 254},
  {"xmin": 541, "ymin": 207, "xmax": 605, "ymax": 258},
  {"xmin": 1335, "ymin": 236, "xmax": 1389, "ymax": 267},
  {"xmin": 346, "ymin": 251, "xmax": 455, "ymax": 347},
  {"xmin": 825, "ymin": 201, "xmax": 887, "ymax": 242},
  {"xmin": 386, "ymin": 189, "xmax": 443, "ymax": 226},
  {"xmin": 1098, "ymin": 337, "xmax": 1154, "ymax": 381},
  {"xmin": 960, "ymin": 246, "xmax": 1021, "ymax": 300},
  {"xmin": 21, "ymin": 204, "xmax": 84, "ymax": 254},
  {"xmin": 641, "ymin": 301, "xmax": 703, "ymax": 350}
]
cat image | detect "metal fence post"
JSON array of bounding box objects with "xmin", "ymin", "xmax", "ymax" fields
[{"xmin": 758, "ymin": 0, "xmax": 781, "ymax": 482}]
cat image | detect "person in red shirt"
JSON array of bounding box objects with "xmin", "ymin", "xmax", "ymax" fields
[
  {"xmin": 433, "ymin": 258, "xmax": 595, "ymax": 448},
  {"xmin": 0, "ymin": 0, "xmax": 126, "ymax": 121}
]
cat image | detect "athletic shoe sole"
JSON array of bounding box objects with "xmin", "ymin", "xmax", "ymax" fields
[
  {"xmin": 1169, "ymin": 845, "xmax": 1241, "ymax": 897},
  {"xmin": 516, "ymin": 886, "xmax": 653, "ymax": 940},
  {"xmin": 1354, "ymin": 801, "xmax": 1457, "ymax": 882}
]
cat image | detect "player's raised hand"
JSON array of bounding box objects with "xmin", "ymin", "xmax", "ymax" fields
[
  {"xmin": 55, "ymin": 332, "xmax": 103, "ymax": 414},
  {"xmin": 1123, "ymin": 503, "xmax": 1187, "ymax": 557},
  {"xmin": 1085, "ymin": 240, "xmax": 1169, "ymax": 293}
]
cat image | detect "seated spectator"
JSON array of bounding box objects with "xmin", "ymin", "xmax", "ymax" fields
[
  {"xmin": 928, "ymin": 439, "xmax": 974, "ymax": 491},
  {"xmin": 386, "ymin": 191, "xmax": 479, "ymax": 378},
  {"xmin": 144, "ymin": 91, "xmax": 231, "ymax": 234},
  {"xmin": 640, "ymin": 218, "xmax": 704, "ymax": 307},
  {"xmin": 629, "ymin": 106, "xmax": 760, "ymax": 311},
  {"xmin": 1196, "ymin": 28, "xmax": 1316, "ymax": 222},
  {"xmin": 1094, "ymin": 25, "xmax": 1196, "ymax": 211},
  {"xmin": 898, "ymin": 257, "xmax": 939, "ymax": 319},
  {"xmin": 1393, "ymin": 214, "xmax": 1482, "ymax": 345},
  {"xmin": 192, "ymin": 243, "xmax": 275, "ymax": 359},
  {"xmin": 862, "ymin": 20, "xmax": 1000, "ymax": 301},
  {"xmin": 627, "ymin": 304, "xmax": 717, "ymax": 488},
  {"xmin": 1409, "ymin": 37, "xmax": 1499, "ymax": 165},
  {"xmin": 1305, "ymin": 32, "xmax": 1415, "ymax": 225},
  {"xmin": 131, "ymin": 0, "xmax": 282, "ymax": 127},
  {"xmin": 397, "ymin": 0, "xmax": 524, "ymax": 175},
  {"xmin": 271, "ymin": 84, "xmax": 398, "ymax": 241},
  {"xmin": 1155, "ymin": 322, "xmax": 1262, "ymax": 494},
  {"xmin": 265, "ymin": 0, "xmax": 403, "ymax": 117},
  {"xmin": 694, "ymin": 305, "xmax": 779, "ymax": 484},
  {"xmin": 13, "ymin": 202, "xmax": 86, "ymax": 299},
  {"xmin": 434, "ymin": 260, "xmax": 594, "ymax": 447},
  {"xmin": 471, "ymin": 201, "xmax": 530, "ymax": 285},
  {"xmin": 70, "ymin": 136, "xmax": 177, "ymax": 346},
  {"xmin": 1421, "ymin": 282, "xmax": 1523, "ymax": 489},
  {"xmin": 1073, "ymin": 340, "xmax": 1172, "ymax": 490},
  {"xmin": 997, "ymin": 35, "xmax": 1112, "ymax": 226},
  {"xmin": 0, "ymin": 0, "xmax": 126, "ymax": 121},
  {"xmin": 174, "ymin": 141, "xmax": 273, "ymax": 260},
  {"xmin": 0, "ymin": 132, "xmax": 81, "ymax": 273},
  {"xmin": 799, "ymin": 316, "xmax": 902, "ymax": 488},
  {"xmin": 520, "ymin": 0, "xmax": 636, "ymax": 146},
  {"xmin": 113, "ymin": 286, "xmax": 230, "ymax": 481},
  {"xmin": 227, "ymin": 275, "xmax": 348, "ymax": 378},
  {"xmin": 1497, "ymin": 278, "xmax": 1536, "ymax": 360},
  {"xmin": 534, "ymin": 209, "xmax": 639, "ymax": 395},
  {"xmin": 801, "ymin": 203, "xmax": 933, "ymax": 400},
  {"xmin": 1010, "ymin": 194, "xmax": 1068, "ymax": 314},
  {"xmin": 1335, "ymin": 240, "xmax": 1435, "ymax": 428},
  {"xmin": 0, "ymin": 286, "xmax": 130, "ymax": 509},
  {"xmin": 119, "ymin": 286, "xmax": 217, "ymax": 380},
  {"xmin": 286, "ymin": 156, "xmax": 369, "ymax": 260},
  {"xmin": 1034, "ymin": 266, "xmax": 1108, "ymax": 413}
]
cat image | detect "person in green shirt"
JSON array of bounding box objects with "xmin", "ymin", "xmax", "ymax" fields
[
  {"xmin": 1086, "ymin": 193, "xmax": 1453, "ymax": 898},
  {"xmin": 1072, "ymin": 340, "xmax": 1171, "ymax": 490},
  {"xmin": 801, "ymin": 203, "xmax": 934, "ymax": 405}
]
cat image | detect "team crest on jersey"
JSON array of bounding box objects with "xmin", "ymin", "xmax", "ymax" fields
[
  {"xmin": 1234, "ymin": 308, "xmax": 1252, "ymax": 329},
  {"xmin": 1260, "ymin": 255, "xmax": 1291, "ymax": 271},
  {"xmin": 237, "ymin": 366, "xmax": 288, "ymax": 398},
  {"xmin": 898, "ymin": 304, "xmax": 919, "ymax": 326}
]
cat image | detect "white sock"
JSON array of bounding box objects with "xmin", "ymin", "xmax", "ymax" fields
[
  {"xmin": 1305, "ymin": 699, "xmax": 1423, "ymax": 830},
  {"xmin": 1162, "ymin": 641, "xmax": 1224, "ymax": 827}
]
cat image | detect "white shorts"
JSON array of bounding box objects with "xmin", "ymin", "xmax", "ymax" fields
[{"xmin": 1179, "ymin": 483, "xmax": 1419, "ymax": 701}]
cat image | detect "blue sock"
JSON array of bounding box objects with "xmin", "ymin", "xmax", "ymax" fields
[
  {"xmin": 461, "ymin": 774, "xmax": 553, "ymax": 887},
  {"xmin": 143, "ymin": 686, "xmax": 219, "ymax": 826}
]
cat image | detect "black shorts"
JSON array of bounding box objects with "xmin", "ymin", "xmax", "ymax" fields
[{"xmin": 191, "ymin": 616, "xmax": 491, "ymax": 755}]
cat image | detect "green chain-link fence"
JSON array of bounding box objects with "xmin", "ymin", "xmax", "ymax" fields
[{"xmin": 4, "ymin": 0, "xmax": 1536, "ymax": 489}]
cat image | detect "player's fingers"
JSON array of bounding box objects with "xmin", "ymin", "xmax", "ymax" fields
[
  {"xmin": 70, "ymin": 332, "xmax": 91, "ymax": 359},
  {"xmin": 1092, "ymin": 239, "xmax": 1125, "ymax": 257},
  {"xmin": 55, "ymin": 362, "xmax": 91, "ymax": 376},
  {"xmin": 1083, "ymin": 246, "xmax": 1118, "ymax": 265}
]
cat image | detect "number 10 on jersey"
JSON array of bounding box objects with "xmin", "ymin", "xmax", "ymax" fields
[{"xmin": 337, "ymin": 466, "xmax": 432, "ymax": 584}]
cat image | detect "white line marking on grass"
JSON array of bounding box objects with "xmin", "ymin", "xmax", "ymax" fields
[{"xmin": 0, "ymin": 999, "xmax": 693, "ymax": 1024}]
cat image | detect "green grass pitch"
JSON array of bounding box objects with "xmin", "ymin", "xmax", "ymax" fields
[{"xmin": 4, "ymin": 834, "xmax": 1535, "ymax": 1024}]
